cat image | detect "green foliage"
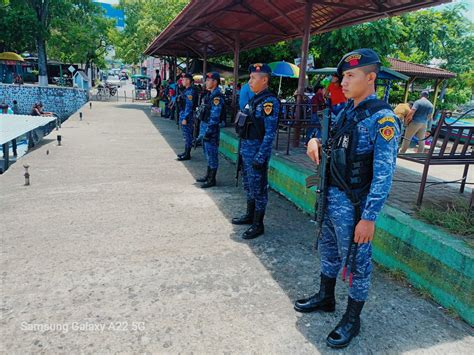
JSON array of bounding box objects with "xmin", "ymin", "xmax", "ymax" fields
[
  {"xmin": 314, "ymin": 17, "xmax": 407, "ymax": 67},
  {"xmin": 0, "ymin": 0, "xmax": 37, "ymax": 52},
  {"xmin": 438, "ymin": 77, "xmax": 473, "ymax": 110},
  {"xmin": 1, "ymin": 0, "xmax": 472, "ymax": 105},
  {"xmin": 392, "ymin": 4, "xmax": 474, "ymax": 110},
  {"xmin": 48, "ymin": 1, "xmax": 115, "ymax": 68},
  {"xmin": 112, "ymin": 0, "xmax": 189, "ymax": 64},
  {"xmin": 0, "ymin": 0, "xmax": 114, "ymax": 69},
  {"xmin": 213, "ymin": 41, "xmax": 300, "ymax": 97},
  {"xmin": 214, "ymin": 4, "xmax": 473, "ymax": 108},
  {"xmin": 238, "ymin": 41, "xmax": 297, "ymax": 68},
  {"xmin": 397, "ymin": 4, "xmax": 474, "ymax": 74}
]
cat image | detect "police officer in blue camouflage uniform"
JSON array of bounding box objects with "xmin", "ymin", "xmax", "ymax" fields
[
  {"xmin": 231, "ymin": 63, "xmax": 280, "ymax": 240},
  {"xmin": 177, "ymin": 73, "xmax": 196, "ymax": 161},
  {"xmin": 294, "ymin": 49, "xmax": 400, "ymax": 348},
  {"xmin": 195, "ymin": 72, "xmax": 225, "ymax": 188}
]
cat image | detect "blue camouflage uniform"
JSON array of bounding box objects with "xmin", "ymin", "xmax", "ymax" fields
[
  {"xmin": 320, "ymin": 93, "xmax": 400, "ymax": 301},
  {"xmin": 179, "ymin": 86, "xmax": 195, "ymax": 149},
  {"xmin": 294, "ymin": 48, "xmax": 399, "ymax": 349},
  {"xmin": 200, "ymin": 88, "xmax": 224, "ymax": 169},
  {"xmin": 241, "ymin": 89, "xmax": 280, "ymax": 213}
]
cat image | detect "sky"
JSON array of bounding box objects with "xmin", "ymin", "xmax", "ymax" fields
[
  {"xmin": 95, "ymin": 0, "xmax": 119, "ymax": 4},
  {"xmin": 438, "ymin": 0, "xmax": 474, "ymax": 18},
  {"xmin": 457, "ymin": 0, "xmax": 474, "ymax": 19}
]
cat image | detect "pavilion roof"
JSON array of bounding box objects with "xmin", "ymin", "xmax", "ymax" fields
[
  {"xmin": 144, "ymin": 0, "xmax": 451, "ymax": 58},
  {"xmin": 387, "ymin": 58, "xmax": 456, "ymax": 79}
]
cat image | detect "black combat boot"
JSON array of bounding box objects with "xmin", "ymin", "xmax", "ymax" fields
[
  {"xmin": 177, "ymin": 147, "xmax": 191, "ymax": 161},
  {"xmin": 242, "ymin": 210, "xmax": 265, "ymax": 239},
  {"xmin": 294, "ymin": 274, "xmax": 336, "ymax": 313},
  {"xmin": 201, "ymin": 169, "xmax": 217, "ymax": 188},
  {"xmin": 196, "ymin": 167, "xmax": 210, "ymax": 183},
  {"xmin": 326, "ymin": 297, "xmax": 365, "ymax": 349},
  {"xmin": 231, "ymin": 200, "xmax": 255, "ymax": 225}
]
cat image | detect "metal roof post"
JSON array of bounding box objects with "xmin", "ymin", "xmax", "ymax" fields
[
  {"xmin": 403, "ymin": 76, "xmax": 417, "ymax": 103},
  {"xmin": 293, "ymin": 0, "xmax": 314, "ymax": 148},
  {"xmin": 432, "ymin": 78, "xmax": 443, "ymax": 110},
  {"xmin": 185, "ymin": 52, "xmax": 190, "ymax": 73},
  {"xmin": 232, "ymin": 34, "xmax": 240, "ymax": 119},
  {"xmin": 202, "ymin": 47, "xmax": 208, "ymax": 78}
]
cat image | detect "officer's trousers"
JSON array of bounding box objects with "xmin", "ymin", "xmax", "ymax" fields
[
  {"xmin": 181, "ymin": 118, "xmax": 194, "ymax": 149},
  {"xmin": 240, "ymin": 139, "xmax": 269, "ymax": 212},
  {"xmin": 319, "ymin": 186, "xmax": 372, "ymax": 301},
  {"xmin": 203, "ymin": 136, "xmax": 219, "ymax": 169}
]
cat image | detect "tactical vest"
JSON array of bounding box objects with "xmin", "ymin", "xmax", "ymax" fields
[
  {"xmin": 178, "ymin": 87, "xmax": 196, "ymax": 113},
  {"xmin": 328, "ymin": 99, "xmax": 392, "ymax": 195},
  {"xmin": 177, "ymin": 91, "xmax": 186, "ymax": 111},
  {"xmin": 198, "ymin": 92, "xmax": 225, "ymax": 123},
  {"xmin": 197, "ymin": 94, "xmax": 211, "ymax": 122},
  {"xmin": 236, "ymin": 91, "xmax": 276, "ymax": 140}
]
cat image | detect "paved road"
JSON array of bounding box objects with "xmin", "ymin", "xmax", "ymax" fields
[{"xmin": 1, "ymin": 101, "xmax": 472, "ymax": 353}]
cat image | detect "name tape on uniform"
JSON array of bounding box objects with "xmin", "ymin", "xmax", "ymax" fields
[{"xmin": 377, "ymin": 116, "xmax": 396, "ymax": 125}]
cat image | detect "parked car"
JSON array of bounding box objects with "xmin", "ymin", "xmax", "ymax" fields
[{"xmin": 105, "ymin": 75, "xmax": 121, "ymax": 87}]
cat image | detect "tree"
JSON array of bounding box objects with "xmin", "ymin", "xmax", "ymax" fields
[
  {"xmin": 395, "ymin": 4, "xmax": 474, "ymax": 109},
  {"xmin": 0, "ymin": 0, "xmax": 36, "ymax": 53},
  {"xmin": 313, "ymin": 17, "xmax": 407, "ymax": 67},
  {"xmin": 112, "ymin": 0, "xmax": 188, "ymax": 64},
  {"xmin": 26, "ymin": 0, "xmax": 52, "ymax": 86},
  {"xmin": 397, "ymin": 4, "xmax": 474, "ymax": 74},
  {"xmin": 1, "ymin": 0, "xmax": 115, "ymax": 85},
  {"xmin": 229, "ymin": 4, "xmax": 473, "ymax": 105},
  {"xmin": 48, "ymin": 1, "xmax": 115, "ymax": 71}
]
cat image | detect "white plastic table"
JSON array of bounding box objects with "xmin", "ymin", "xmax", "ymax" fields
[{"xmin": 0, "ymin": 114, "xmax": 58, "ymax": 172}]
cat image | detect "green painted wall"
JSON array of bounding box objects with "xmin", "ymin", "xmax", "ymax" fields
[{"xmin": 219, "ymin": 129, "xmax": 474, "ymax": 325}]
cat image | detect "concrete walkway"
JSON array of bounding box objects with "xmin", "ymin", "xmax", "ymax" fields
[{"xmin": 1, "ymin": 101, "xmax": 472, "ymax": 353}]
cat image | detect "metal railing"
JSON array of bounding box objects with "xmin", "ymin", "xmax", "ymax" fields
[{"xmin": 275, "ymin": 102, "xmax": 327, "ymax": 155}]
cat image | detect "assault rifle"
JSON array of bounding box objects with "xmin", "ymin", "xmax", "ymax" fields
[
  {"xmin": 235, "ymin": 138, "xmax": 242, "ymax": 187},
  {"xmin": 305, "ymin": 111, "xmax": 330, "ymax": 248}
]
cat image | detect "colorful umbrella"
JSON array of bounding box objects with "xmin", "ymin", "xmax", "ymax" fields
[
  {"xmin": 268, "ymin": 61, "xmax": 300, "ymax": 78},
  {"xmin": 0, "ymin": 52, "xmax": 24, "ymax": 62},
  {"xmin": 193, "ymin": 74, "xmax": 203, "ymax": 84},
  {"xmin": 268, "ymin": 61, "xmax": 300, "ymax": 96}
]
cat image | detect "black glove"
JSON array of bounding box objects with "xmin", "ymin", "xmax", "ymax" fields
[{"xmin": 252, "ymin": 160, "xmax": 266, "ymax": 171}]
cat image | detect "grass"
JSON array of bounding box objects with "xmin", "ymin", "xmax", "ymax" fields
[{"xmin": 416, "ymin": 199, "xmax": 474, "ymax": 239}]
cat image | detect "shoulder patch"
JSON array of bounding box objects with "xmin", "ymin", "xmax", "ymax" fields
[
  {"xmin": 213, "ymin": 97, "xmax": 220, "ymax": 106},
  {"xmin": 379, "ymin": 125, "xmax": 395, "ymax": 141},
  {"xmin": 378, "ymin": 116, "xmax": 396, "ymax": 125},
  {"xmin": 263, "ymin": 102, "xmax": 273, "ymax": 115},
  {"xmin": 187, "ymin": 95, "xmax": 193, "ymax": 101}
]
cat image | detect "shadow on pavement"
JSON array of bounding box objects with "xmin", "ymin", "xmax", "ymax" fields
[{"xmin": 117, "ymin": 103, "xmax": 473, "ymax": 354}]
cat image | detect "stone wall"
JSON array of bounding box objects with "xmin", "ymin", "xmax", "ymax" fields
[{"xmin": 0, "ymin": 84, "xmax": 89, "ymax": 120}]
